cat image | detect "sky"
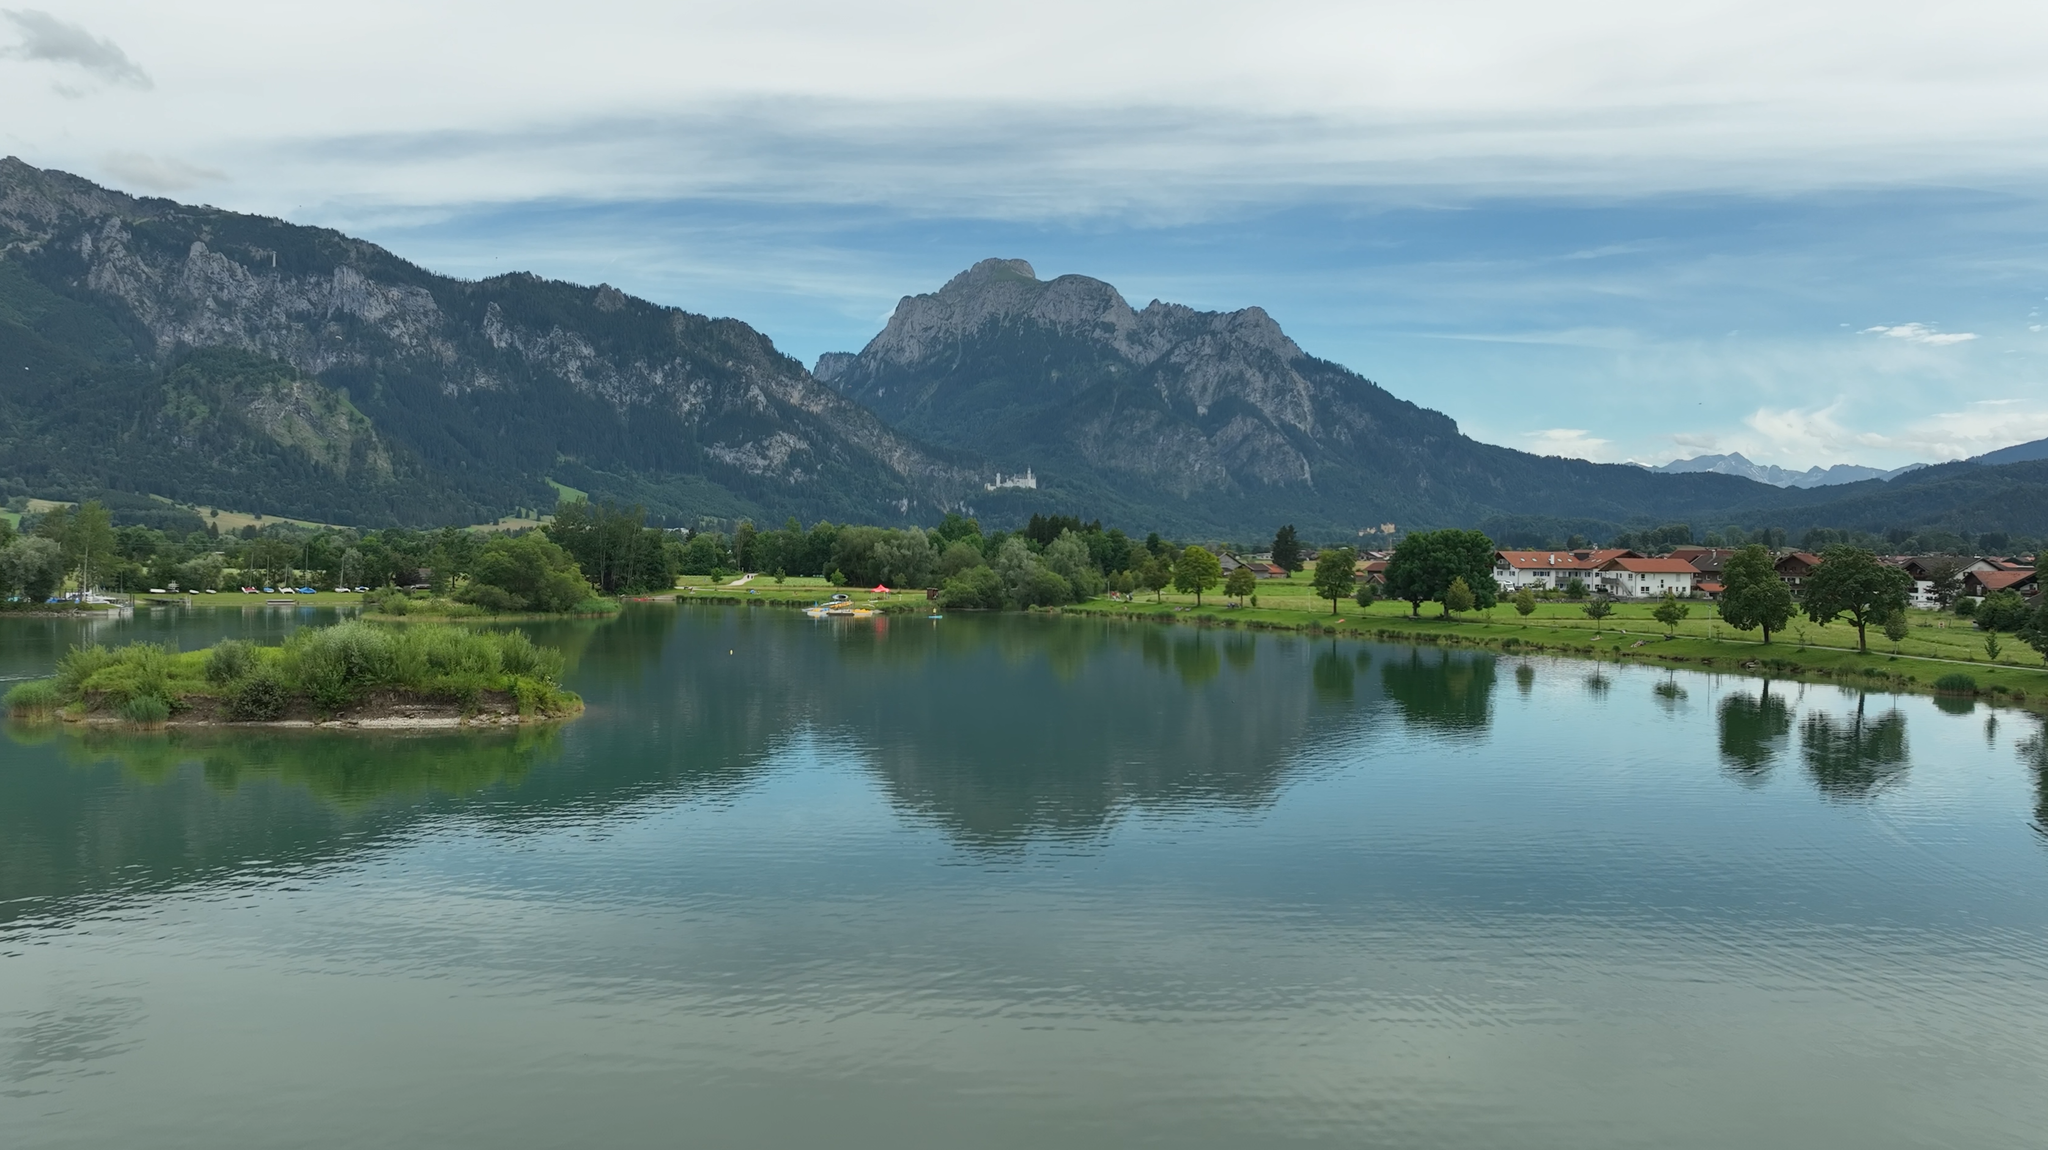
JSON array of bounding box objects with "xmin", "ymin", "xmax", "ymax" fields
[{"xmin": 5, "ymin": 1, "xmax": 2048, "ymax": 470}]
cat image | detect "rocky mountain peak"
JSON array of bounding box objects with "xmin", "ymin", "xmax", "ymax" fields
[{"xmin": 943, "ymin": 257, "xmax": 1038, "ymax": 290}]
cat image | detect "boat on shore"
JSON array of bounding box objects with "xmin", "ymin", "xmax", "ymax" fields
[{"xmin": 804, "ymin": 593, "xmax": 877, "ymax": 619}]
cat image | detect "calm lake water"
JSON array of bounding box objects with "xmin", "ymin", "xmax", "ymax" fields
[{"xmin": 4, "ymin": 604, "xmax": 2048, "ymax": 1148}]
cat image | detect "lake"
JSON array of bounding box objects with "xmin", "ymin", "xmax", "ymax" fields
[{"xmin": 4, "ymin": 604, "xmax": 2048, "ymax": 1148}]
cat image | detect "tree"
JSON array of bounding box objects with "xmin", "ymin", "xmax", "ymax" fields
[
  {"xmin": 1139, "ymin": 554, "xmax": 1172, "ymax": 602},
  {"xmin": 1224, "ymin": 566, "xmax": 1257, "ymax": 604},
  {"xmin": 1173, "ymin": 546, "xmax": 1222, "ymax": 605},
  {"xmin": 1563, "ymin": 577, "xmax": 1588, "ymax": 600},
  {"xmin": 1583, "ymin": 597, "xmax": 1614, "ymax": 621},
  {"xmin": 1921, "ymin": 556, "xmax": 1968, "ymax": 609},
  {"xmin": 548, "ymin": 499, "xmax": 669, "ymax": 593},
  {"xmin": 1652, "ymin": 589, "xmax": 1691, "ymax": 636},
  {"xmin": 1883, "ymin": 609, "xmax": 1910, "ymax": 654},
  {"xmin": 1512, "ymin": 587, "xmax": 1537, "ymax": 617},
  {"xmin": 1383, "ymin": 529, "xmax": 1499, "ymax": 617},
  {"xmin": 1802, "ymin": 545, "xmax": 1911, "ymax": 652},
  {"xmin": 938, "ymin": 565, "xmax": 1005, "ymax": 610},
  {"xmin": 732, "ymin": 520, "xmax": 758, "ymax": 572},
  {"xmin": 938, "ymin": 541, "xmax": 986, "ymax": 579},
  {"xmin": 1975, "ymin": 589, "xmax": 2032, "ymax": 632},
  {"xmin": 1042, "ymin": 530, "xmax": 1105, "ymax": 598},
  {"xmin": 456, "ymin": 533, "xmax": 592, "ymax": 612},
  {"xmin": 1984, "ymin": 631, "xmax": 2003, "ymax": 661},
  {"xmin": 1354, "ymin": 580, "xmax": 1377, "ymax": 609},
  {"xmin": 1, "ymin": 536, "xmax": 66, "ymax": 601},
  {"xmin": 1442, "ymin": 576, "xmax": 1474, "ymax": 615},
  {"xmin": 1271, "ymin": 524, "xmax": 1303, "ymax": 576},
  {"xmin": 1717, "ymin": 544, "xmax": 1795, "ymax": 643},
  {"xmin": 2018, "ymin": 600, "xmax": 2048, "ymax": 663},
  {"xmin": 53, "ymin": 500, "xmax": 115, "ymax": 592},
  {"xmin": 1311, "ymin": 546, "xmax": 1358, "ymax": 615}
]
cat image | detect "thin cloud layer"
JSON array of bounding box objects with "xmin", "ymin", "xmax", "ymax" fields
[
  {"xmin": 1861, "ymin": 323, "xmax": 1977, "ymax": 345},
  {"xmin": 6, "ymin": 2, "xmax": 2048, "ymax": 215},
  {"xmin": 2, "ymin": 8, "xmax": 149, "ymax": 89},
  {"xmin": 2, "ymin": 1, "xmax": 2045, "ymax": 475}
]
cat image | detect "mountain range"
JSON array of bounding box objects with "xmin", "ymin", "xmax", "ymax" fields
[
  {"xmin": 3, "ymin": 158, "xmax": 2045, "ymax": 542},
  {"xmin": 1648, "ymin": 452, "xmax": 1925, "ymax": 488},
  {"xmin": 0, "ymin": 157, "xmax": 975, "ymax": 528}
]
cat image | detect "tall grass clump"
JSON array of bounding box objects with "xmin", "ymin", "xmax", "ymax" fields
[
  {"xmin": 55, "ymin": 644, "xmax": 118, "ymax": 696},
  {"xmin": 4, "ymin": 678, "xmax": 62, "ymax": 720},
  {"xmin": 1933, "ymin": 673, "xmax": 1979, "ymax": 695},
  {"xmin": 55, "ymin": 642, "xmax": 187, "ymax": 706},
  {"xmin": 205, "ymin": 639, "xmax": 260, "ymax": 685},
  {"xmin": 279, "ymin": 622, "xmax": 576, "ymax": 713},
  {"xmin": 121, "ymin": 693, "xmax": 171, "ymax": 728}
]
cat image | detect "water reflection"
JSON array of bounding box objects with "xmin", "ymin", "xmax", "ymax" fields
[
  {"xmin": 58, "ymin": 727, "xmax": 559, "ymax": 802},
  {"xmin": 2020, "ymin": 721, "xmax": 2048, "ymax": 833},
  {"xmin": 1718, "ymin": 683, "xmax": 1792, "ymax": 780},
  {"xmin": 1800, "ymin": 695, "xmax": 1910, "ymax": 799},
  {"xmin": 1379, "ymin": 647, "xmax": 1495, "ymax": 737},
  {"xmin": 1311, "ymin": 643, "xmax": 1355, "ymax": 701}
]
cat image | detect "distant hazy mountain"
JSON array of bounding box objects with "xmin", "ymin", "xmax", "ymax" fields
[
  {"xmin": 1970, "ymin": 436, "xmax": 2048, "ymax": 467},
  {"xmin": 0, "ymin": 158, "xmax": 975, "ymax": 526},
  {"xmin": 815, "ymin": 258, "xmax": 1801, "ymax": 536},
  {"xmin": 1650, "ymin": 452, "xmax": 1924, "ymax": 488}
]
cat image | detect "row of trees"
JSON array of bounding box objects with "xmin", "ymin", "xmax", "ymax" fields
[
  {"xmin": 1711, "ymin": 543, "xmax": 2048, "ymax": 658},
  {"xmin": 1, "ymin": 502, "xmax": 115, "ymax": 601}
]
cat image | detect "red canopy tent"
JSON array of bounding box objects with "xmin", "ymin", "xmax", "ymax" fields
[{"xmin": 872, "ymin": 584, "xmax": 892, "ymax": 593}]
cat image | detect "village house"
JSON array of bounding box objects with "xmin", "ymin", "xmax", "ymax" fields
[
  {"xmin": 1220, "ymin": 553, "xmax": 1289, "ymax": 579},
  {"xmin": 1773, "ymin": 551, "xmax": 1823, "ymax": 598},
  {"xmin": 1594, "ymin": 556, "xmax": 1700, "ymax": 599},
  {"xmin": 1963, "ymin": 567, "xmax": 2038, "ymax": 600},
  {"xmin": 1491, "ymin": 549, "xmax": 1639, "ymax": 593},
  {"xmin": 1668, "ymin": 546, "xmax": 1739, "ymax": 579}
]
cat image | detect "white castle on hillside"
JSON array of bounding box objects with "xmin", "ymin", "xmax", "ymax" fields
[{"xmin": 985, "ymin": 468, "xmax": 1037, "ymax": 491}]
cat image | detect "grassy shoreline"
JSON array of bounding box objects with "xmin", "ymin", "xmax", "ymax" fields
[
  {"xmin": 1059, "ymin": 597, "xmax": 2047, "ymax": 711},
  {"xmin": 655, "ymin": 573, "xmax": 2048, "ymax": 710}
]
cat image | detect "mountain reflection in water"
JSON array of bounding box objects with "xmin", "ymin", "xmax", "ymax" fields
[
  {"xmin": 0, "ymin": 605, "xmax": 2030, "ymax": 919},
  {"xmin": 7, "ymin": 606, "xmax": 2048, "ymax": 1150}
]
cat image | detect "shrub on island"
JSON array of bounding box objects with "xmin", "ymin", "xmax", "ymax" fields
[{"xmin": 4, "ymin": 622, "xmax": 581, "ymax": 725}]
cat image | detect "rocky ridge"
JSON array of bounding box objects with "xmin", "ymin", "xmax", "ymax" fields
[{"xmin": 0, "ymin": 157, "xmax": 977, "ymax": 525}]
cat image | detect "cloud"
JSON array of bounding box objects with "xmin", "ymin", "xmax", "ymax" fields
[
  {"xmin": 1859, "ymin": 323, "xmax": 1977, "ymax": 345},
  {"xmin": 2, "ymin": 8, "xmax": 150, "ymax": 89},
  {"xmin": 1738, "ymin": 398, "xmax": 2048, "ymax": 464},
  {"xmin": 101, "ymin": 151, "xmax": 225, "ymax": 192},
  {"xmin": 1523, "ymin": 428, "xmax": 1616, "ymax": 462}
]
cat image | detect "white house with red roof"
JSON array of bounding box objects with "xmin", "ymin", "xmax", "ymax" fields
[
  {"xmin": 1595, "ymin": 556, "xmax": 1701, "ymax": 599},
  {"xmin": 1492, "ymin": 549, "xmax": 1638, "ymax": 592}
]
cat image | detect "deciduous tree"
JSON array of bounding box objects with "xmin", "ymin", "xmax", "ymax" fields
[
  {"xmin": 1384, "ymin": 529, "xmax": 1499, "ymax": 617},
  {"xmin": 1802, "ymin": 545, "xmax": 1911, "ymax": 652},
  {"xmin": 1173, "ymin": 546, "xmax": 1222, "ymax": 606},
  {"xmin": 1652, "ymin": 590, "xmax": 1691, "ymax": 636},
  {"xmin": 1717, "ymin": 544, "xmax": 1795, "ymax": 643},
  {"xmin": 1311, "ymin": 546, "xmax": 1359, "ymax": 615},
  {"xmin": 1443, "ymin": 576, "xmax": 1476, "ymax": 615},
  {"xmin": 1225, "ymin": 566, "xmax": 1257, "ymax": 604}
]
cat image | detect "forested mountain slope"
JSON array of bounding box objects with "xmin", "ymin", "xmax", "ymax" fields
[
  {"xmin": 816, "ymin": 259, "xmax": 1810, "ymax": 537},
  {"xmin": 0, "ymin": 158, "xmax": 977, "ymax": 527}
]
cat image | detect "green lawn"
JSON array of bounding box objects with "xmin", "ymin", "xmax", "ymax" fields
[{"xmin": 1066, "ymin": 578, "xmax": 2048, "ymax": 704}]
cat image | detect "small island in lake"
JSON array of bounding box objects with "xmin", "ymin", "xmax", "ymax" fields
[{"xmin": 3, "ymin": 622, "xmax": 582, "ymax": 729}]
